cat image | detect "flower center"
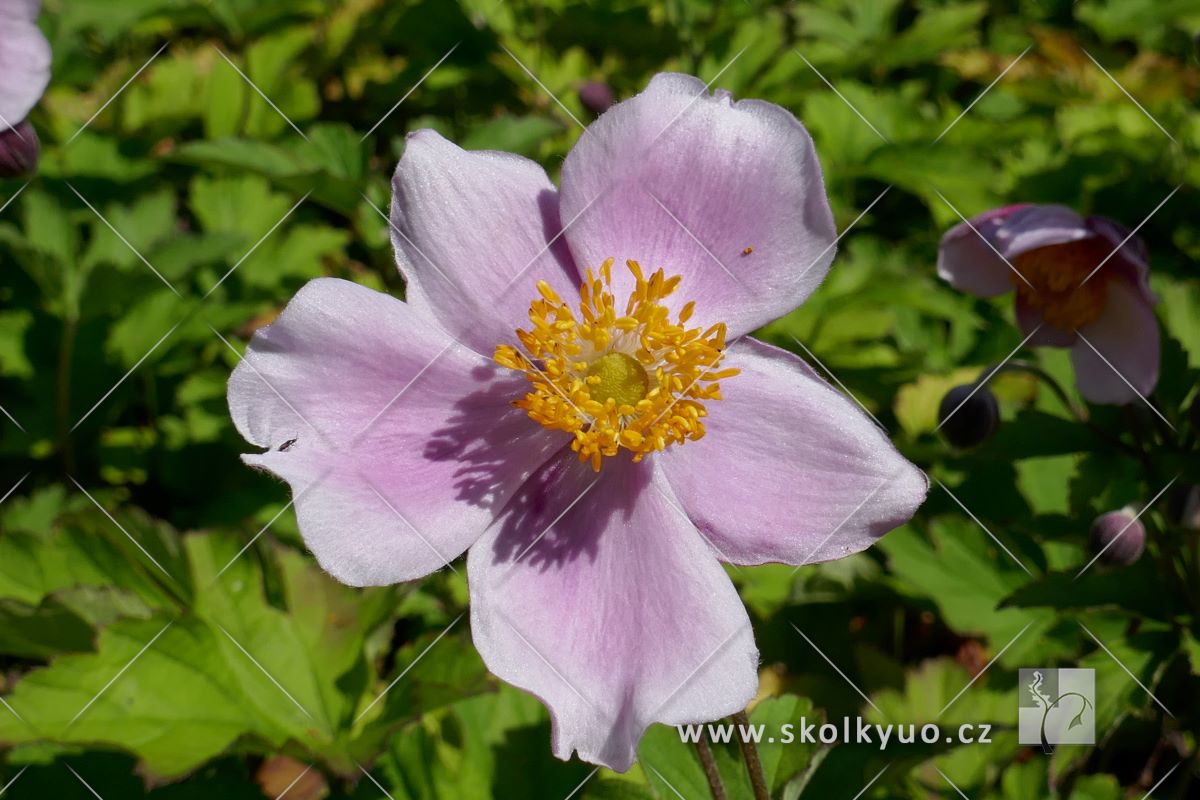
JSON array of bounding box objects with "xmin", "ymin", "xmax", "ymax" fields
[
  {"xmin": 586, "ymin": 352, "xmax": 650, "ymax": 406},
  {"xmin": 1010, "ymin": 238, "xmax": 1112, "ymax": 330},
  {"xmin": 495, "ymin": 259, "xmax": 737, "ymax": 471}
]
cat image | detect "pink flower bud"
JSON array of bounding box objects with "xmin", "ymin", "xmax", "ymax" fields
[
  {"xmin": 0, "ymin": 120, "xmax": 40, "ymax": 178},
  {"xmin": 578, "ymin": 81, "xmax": 614, "ymax": 116},
  {"xmin": 1089, "ymin": 509, "xmax": 1145, "ymax": 566}
]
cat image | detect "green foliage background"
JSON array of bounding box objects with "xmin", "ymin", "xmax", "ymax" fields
[{"xmin": 2, "ymin": 0, "xmax": 1199, "ymax": 797}]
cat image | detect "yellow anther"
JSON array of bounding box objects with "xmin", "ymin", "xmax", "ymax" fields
[{"xmin": 493, "ymin": 259, "xmax": 734, "ymax": 470}]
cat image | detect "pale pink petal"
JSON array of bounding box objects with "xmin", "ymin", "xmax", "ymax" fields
[
  {"xmin": 659, "ymin": 337, "xmax": 926, "ymax": 565},
  {"xmin": 0, "ymin": 0, "xmax": 50, "ymax": 129},
  {"xmin": 557, "ymin": 73, "xmax": 836, "ymax": 338},
  {"xmin": 390, "ymin": 130, "xmax": 579, "ymax": 356},
  {"xmin": 228, "ymin": 278, "xmax": 561, "ymax": 586},
  {"xmin": 1070, "ymin": 279, "xmax": 1160, "ymax": 404},
  {"xmin": 1086, "ymin": 215, "xmax": 1156, "ymax": 306},
  {"xmin": 468, "ymin": 454, "xmax": 758, "ymax": 771},
  {"xmin": 936, "ymin": 204, "xmax": 1027, "ymax": 298},
  {"xmin": 995, "ymin": 204, "xmax": 1091, "ymax": 260},
  {"xmin": 1014, "ymin": 294, "xmax": 1076, "ymax": 347}
]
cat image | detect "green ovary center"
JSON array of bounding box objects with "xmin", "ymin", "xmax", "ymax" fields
[{"xmin": 586, "ymin": 352, "xmax": 650, "ymax": 407}]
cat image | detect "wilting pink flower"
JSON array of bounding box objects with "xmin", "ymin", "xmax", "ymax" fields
[
  {"xmin": 0, "ymin": 0, "xmax": 50, "ymax": 177},
  {"xmin": 228, "ymin": 73, "xmax": 926, "ymax": 770},
  {"xmin": 938, "ymin": 204, "xmax": 1159, "ymax": 404}
]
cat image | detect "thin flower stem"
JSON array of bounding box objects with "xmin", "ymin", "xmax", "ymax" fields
[
  {"xmin": 981, "ymin": 360, "xmax": 1143, "ymax": 460},
  {"xmin": 1170, "ymin": 741, "xmax": 1199, "ymax": 800},
  {"xmin": 733, "ymin": 711, "xmax": 770, "ymax": 800},
  {"xmin": 981, "ymin": 359, "xmax": 1083, "ymax": 421},
  {"xmin": 694, "ymin": 735, "xmax": 728, "ymax": 800},
  {"xmin": 57, "ymin": 315, "xmax": 78, "ymax": 474}
]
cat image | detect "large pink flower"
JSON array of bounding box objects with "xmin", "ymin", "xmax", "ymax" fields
[
  {"xmin": 228, "ymin": 73, "xmax": 927, "ymax": 770},
  {"xmin": 0, "ymin": 0, "xmax": 50, "ymax": 176},
  {"xmin": 938, "ymin": 204, "xmax": 1159, "ymax": 404}
]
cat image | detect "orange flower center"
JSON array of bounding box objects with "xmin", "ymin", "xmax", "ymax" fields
[{"xmin": 1010, "ymin": 238, "xmax": 1113, "ymax": 330}]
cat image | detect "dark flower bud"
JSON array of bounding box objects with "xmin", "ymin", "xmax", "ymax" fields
[
  {"xmin": 937, "ymin": 384, "xmax": 999, "ymax": 448},
  {"xmin": 1088, "ymin": 509, "xmax": 1145, "ymax": 566},
  {"xmin": 0, "ymin": 120, "xmax": 40, "ymax": 178},
  {"xmin": 578, "ymin": 81, "xmax": 615, "ymax": 116}
]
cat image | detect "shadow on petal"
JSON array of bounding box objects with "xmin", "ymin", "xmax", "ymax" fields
[{"xmin": 424, "ymin": 366, "xmax": 647, "ymax": 574}]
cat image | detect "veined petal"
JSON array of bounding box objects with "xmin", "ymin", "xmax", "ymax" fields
[
  {"xmin": 228, "ymin": 278, "xmax": 561, "ymax": 585},
  {"xmin": 0, "ymin": 0, "xmax": 51, "ymax": 129},
  {"xmin": 659, "ymin": 337, "xmax": 927, "ymax": 566},
  {"xmin": 390, "ymin": 129, "xmax": 579, "ymax": 356},
  {"xmin": 1070, "ymin": 279, "xmax": 1160, "ymax": 405},
  {"xmin": 1086, "ymin": 214, "xmax": 1156, "ymax": 307},
  {"xmin": 468, "ymin": 453, "xmax": 758, "ymax": 771},
  {"xmin": 558, "ymin": 72, "xmax": 837, "ymax": 338}
]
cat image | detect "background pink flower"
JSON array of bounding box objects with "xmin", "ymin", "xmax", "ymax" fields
[
  {"xmin": 0, "ymin": 0, "xmax": 50, "ymax": 175},
  {"xmin": 228, "ymin": 73, "xmax": 927, "ymax": 770},
  {"xmin": 938, "ymin": 203, "xmax": 1159, "ymax": 404}
]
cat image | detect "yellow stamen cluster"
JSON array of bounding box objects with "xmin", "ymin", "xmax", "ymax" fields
[
  {"xmin": 495, "ymin": 259, "xmax": 737, "ymax": 471},
  {"xmin": 1011, "ymin": 238, "xmax": 1112, "ymax": 330}
]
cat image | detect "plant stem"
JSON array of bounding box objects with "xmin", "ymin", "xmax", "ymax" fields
[
  {"xmin": 733, "ymin": 711, "xmax": 770, "ymax": 800},
  {"xmin": 982, "ymin": 359, "xmax": 1143, "ymax": 459},
  {"xmin": 694, "ymin": 734, "xmax": 727, "ymax": 800},
  {"xmin": 1169, "ymin": 741, "xmax": 1198, "ymax": 800},
  {"xmin": 57, "ymin": 315, "xmax": 78, "ymax": 474},
  {"xmin": 986, "ymin": 359, "xmax": 1083, "ymax": 421}
]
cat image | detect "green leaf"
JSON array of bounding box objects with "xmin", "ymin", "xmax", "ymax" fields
[
  {"xmin": 869, "ymin": 659, "xmax": 1009, "ymax": 726},
  {"xmin": 0, "ymin": 532, "xmax": 396, "ymax": 777},
  {"xmin": 893, "ymin": 368, "xmax": 978, "ymax": 437},
  {"xmin": 0, "ymin": 505, "xmax": 183, "ymax": 611},
  {"xmin": 984, "ymin": 410, "xmax": 1098, "ymax": 460},
  {"xmin": 753, "ymin": 695, "xmax": 819, "ymax": 793},
  {"xmin": 378, "ymin": 684, "xmax": 593, "ymax": 800},
  {"xmin": 881, "ymin": 3, "xmax": 986, "ymax": 69},
  {"xmin": 359, "ymin": 623, "xmax": 490, "ymax": 738},
  {"xmin": 0, "ymin": 616, "xmax": 257, "ymax": 776},
  {"xmin": 880, "ymin": 519, "xmax": 1056, "ymax": 663},
  {"xmin": 0, "ymin": 597, "xmax": 97, "ymax": 659},
  {"xmin": 0, "ymin": 310, "xmax": 34, "ymax": 378},
  {"xmin": 190, "ymin": 174, "xmax": 295, "ymax": 241},
  {"xmin": 80, "ymin": 189, "xmax": 179, "ymax": 274},
  {"xmin": 636, "ymin": 695, "xmax": 818, "ymax": 800},
  {"xmin": 1183, "ymin": 630, "xmax": 1200, "ymax": 676},
  {"xmin": 459, "ymin": 115, "xmax": 563, "ymax": 157},
  {"xmin": 1001, "ymin": 559, "xmax": 1188, "ymax": 621},
  {"xmin": 1066, "ymin": 773, "xmax": 1123, "ymax": 800}
]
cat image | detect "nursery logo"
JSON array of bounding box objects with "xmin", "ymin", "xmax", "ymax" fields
[{"xmin": 1018, "ymin": 668, "xmax": 1095, "ymax": 749}]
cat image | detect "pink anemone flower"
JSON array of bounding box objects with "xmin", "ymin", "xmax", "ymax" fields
[
  {"xmin": 0, "ymin": 0, "xmax": 50, "ymax": 177},
  {"xmin": 228, "ymin": 73, "xmax": 927, "ymax": 770},
  {"xmin": 938, "ymin": 203, "xmax": 1159, "ymax": 404}
]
